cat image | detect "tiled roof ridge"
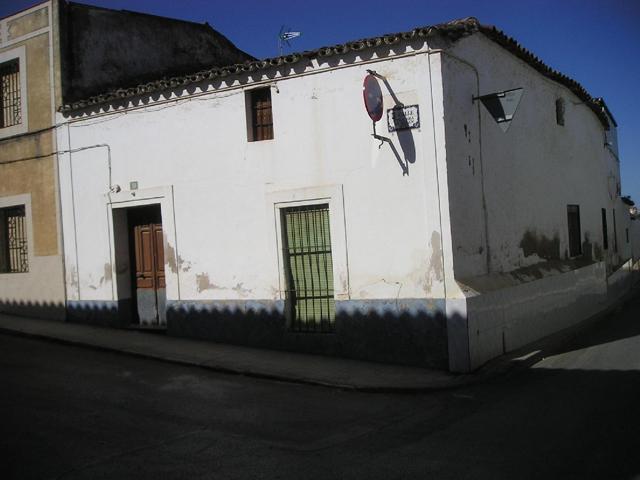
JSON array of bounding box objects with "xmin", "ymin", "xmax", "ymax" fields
[
  {"xmin": 58, "ymin": 17, "xmax": 477, "ymax": 113},
  {"xmin": 475, "ymin": 22, "xmax": 611, "ymax": 128},
  {"xmin": 59, "ymin": 16, "xmax": 613, "ymax": 129}
]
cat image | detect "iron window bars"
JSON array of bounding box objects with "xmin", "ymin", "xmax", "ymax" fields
[
  {"xmin": 281, "ymin": 204, "xmax": 335, "ymax": 332},
  {"xmin": 0, "ymin": 205, "xmax": 28, "ymax": 273},
  {"xmin": 0, "ymin": 59, "xmax": 21, "ymax": 129}
]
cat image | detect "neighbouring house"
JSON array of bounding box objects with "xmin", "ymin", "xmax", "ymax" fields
[
  {"xmin": 56, "ymin": 17, "xmax": 636, "ymax": 372},
  {"xmin": 0, "ymin": 0, "xmax": 252, "ymax": 319}
]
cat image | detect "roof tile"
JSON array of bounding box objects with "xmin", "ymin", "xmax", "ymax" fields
[{"xmin": 59, "ymin": 17, "xmax": 613, "ymax": 129}]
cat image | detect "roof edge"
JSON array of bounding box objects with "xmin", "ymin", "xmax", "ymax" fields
[{"xmin": 59, "ymin": 16, "xmax": 613, "ymax": 130}]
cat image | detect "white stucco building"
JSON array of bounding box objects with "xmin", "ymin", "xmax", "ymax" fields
[{"xmin": 55, "ymin": 18, "xmax": 636, "ymax": 372}]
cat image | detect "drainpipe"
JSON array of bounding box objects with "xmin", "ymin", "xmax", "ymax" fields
[
  {"xmin": 64, "ymin": 122, "xmax": 115, "ymax": 301},
  {"xmin": 425, "ymin": 49, "xmax": 489, "ymax": 372}
]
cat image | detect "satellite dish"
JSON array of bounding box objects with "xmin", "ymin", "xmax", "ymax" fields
[{"xmin": 363, "ymin": 74, "xmax": 383, "ymax": 122}]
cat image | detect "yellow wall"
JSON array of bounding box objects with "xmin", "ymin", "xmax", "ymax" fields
[{"xmin": 0, "ymin": 5, "xmax": 58, "ymax": 257}]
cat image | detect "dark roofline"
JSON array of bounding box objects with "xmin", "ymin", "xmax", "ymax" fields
[
  {"xmin": 476, "ymin": 23, "xmax": 610, "ymax": 129},
  {"xmin": 595, "ymin": 98, "xmax": 617, "ymax": 127},
  {"xmin": 66, "ymin": 1, "xmax": 212, "ymax": 29},
  {"xmin": 59, "ymin": 17, "xmax": 612, "ymax": 129}
]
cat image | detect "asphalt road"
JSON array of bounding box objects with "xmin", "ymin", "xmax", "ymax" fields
[{"xmin": 2, "ymin": 295, "xmax": 640, "ymax": 479}]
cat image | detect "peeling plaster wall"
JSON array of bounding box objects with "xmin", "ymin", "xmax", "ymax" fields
[{"xmin": 56, "ymin": 43, "xmax": 452, "ymax": 366}]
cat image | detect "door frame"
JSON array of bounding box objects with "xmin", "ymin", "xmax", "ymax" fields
[{"xmin": 105, "ymin": 186, "xmax": 180, "ymax": 316}]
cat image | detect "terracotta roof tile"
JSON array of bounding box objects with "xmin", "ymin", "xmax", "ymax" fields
[{"xmin": 59, "ymin": 17, "xmax": 613, "ymax": 129}]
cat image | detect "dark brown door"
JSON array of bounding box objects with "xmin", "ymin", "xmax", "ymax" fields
[
  {"xmin": 134, "ymin": 222, "xmax": 165, "ymax": 324},
  {"xmin": 134, "ymin": 223, "xmax": 165, "ymax": 289},
  {"xmin": 153, "ymin": 223, "xmax": 166, "ymax": 289}
]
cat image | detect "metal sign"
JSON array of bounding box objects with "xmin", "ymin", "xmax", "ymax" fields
[
  {"xmin": 387, "ymin": 105, "xmax": 420, "ymax": 132},
  {"xmin": 474, "ymin": 88, "xmax": 523, "ymax": 132},
  {"xmin": 363, "ymin": 74, "xmax": 383, "ymax": 122}
]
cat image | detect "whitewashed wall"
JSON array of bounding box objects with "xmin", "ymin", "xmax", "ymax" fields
[
  {"xmin": 443, "ymin": 34, "xmax": 628, "ymax": 279},
  {"xmin": 56, "ymin": 42, "xmax": 460, "ymax": 366},
  {"xmin": 441, "ymin": 33, "xmax": 633, "ymax": 370},
  {"xmin": 57, "ymin": 47, "xmax": 449, "ymax": 304},
  {"xmin": 56, "ymin": 32, "xmax": 634, "ymax": 371}
]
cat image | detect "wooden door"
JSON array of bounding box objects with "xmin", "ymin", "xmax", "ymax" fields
[{"xmin": 134, "ymin": 222, "xmax": 164, "ymax": 324}]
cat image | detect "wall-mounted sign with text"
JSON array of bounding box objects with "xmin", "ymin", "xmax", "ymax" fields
[{"xmin": 387, "ymin": 105, "xmax": 420, "ymax": 132}]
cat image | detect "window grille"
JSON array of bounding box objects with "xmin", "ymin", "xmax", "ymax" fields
[
  {"xmin": 248, "ymin": 88, "xmax": 273, "ymax": 141},
  {"xmin": 0, "ymin": 205, "xmax": 28, "ymax": 273},
  {"xmin": 0, "ymin": 59, "xmax": 21, "ymax": 129},
  {"xmin": 601, "ymin": 208, "xmax": 608, "ymax": 250},
  {"xmin": 281, "ymin": 204, "xmax": 335, "ymax": 332},
  {"xmin": 567, "ymin": 204, "xmax": 581, "ymax": 257}
]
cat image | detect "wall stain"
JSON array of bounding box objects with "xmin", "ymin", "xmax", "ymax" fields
[
  {"xmin": 340, "ymin": 275, "xmax": 348, "ymax": 295},
  {"xmin": 103, "ymin": 263, "xmax": 112, "ymax": 282},
  {"xmin": 424, "ymin": 231, "xmax": 444, "ymax": 294},
  {"xmin": 166, "ymin": 243, "xmax": 192, "ymax": 273},
  {"xmin": 68, "ymin": 264, "xmax": 79, "ymax": 290},
  {"xmin": 232, "ymin": 282, "xmax": 252, "ymax": 297},
  {"xmin": 178, "ymin": 255, "xmax": 192, "ymax": 272},
  {"xmin": 430, "ymin": 231, "xmax": 444, "ymax": 281},
  {"xmin": 166, "ymin": 243, "xmax": 177, "ymax": 273},
  {"xmin": 519, "ymin": 230, "xmax": 560, "ymax": 260},
  {"xmin": 196, "ymin": 273, "xmax": 221, "ymax": 293},
  {"xmin": 270, "ymin": 285, "xmax": 280, "ymax": 299}
]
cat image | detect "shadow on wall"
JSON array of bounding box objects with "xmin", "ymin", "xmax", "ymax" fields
[
  {"xmin": 0, "ymin": 298, "xmax": 451, "ymax": 369},
  {"xmin": 166, "ymin": 300, "xmax": 450, "ymax": 369},
  {"xmin": 371, "ymin": 75, "xmax": 416, "ymax": 176},
  {"xmin": 0, "ymin": 299, "xmax": 135, "ymax": 327},
  {"xmin": 0, "ymin": 300, "xmax": 66, "ymax": 321}
]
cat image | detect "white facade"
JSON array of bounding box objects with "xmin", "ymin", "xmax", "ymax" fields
[
  {"xmin": 56, "ymin": 24, "xmax": 636, "ymax": 371},
  {"xmin": 440, "ymin": 33, "xmax": 634, "ymax": 369}
]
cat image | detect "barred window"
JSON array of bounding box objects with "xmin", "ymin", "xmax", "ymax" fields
[
  {"xmin": 0, "ymin": 205, "xmax": 29, "ymax": 273},
  {"xmin": 281, "ymin": 204, "xmax": 335, "ymax": 332},
  {"xmin": 0, "ymin": 59, "xmax": 21, "ymax": 129},
  {"xmin": 567, "ymin": 204, "xmax": 581, "ymax": 257},
  {"xmin": 247, "ymin": 88, "xmax": 273, "ymax": 141}
]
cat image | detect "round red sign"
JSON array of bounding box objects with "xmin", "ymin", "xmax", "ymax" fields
[{"xmin": 363, "ymin": 74, "xmax": 383, "ymax": 122}]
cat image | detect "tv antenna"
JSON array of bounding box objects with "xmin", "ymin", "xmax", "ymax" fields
[{"xmin": 278, "ymin": 26, "xmax": 301, "ymax": 56}]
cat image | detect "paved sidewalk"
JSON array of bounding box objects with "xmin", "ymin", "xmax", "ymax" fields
[
  {"xmin": 0, "ymin": 313, "xmax": 479, "ymax": 391},
  {"xmin": 3, "ymin": 289, "xmax": 636, "ymax": 391}
]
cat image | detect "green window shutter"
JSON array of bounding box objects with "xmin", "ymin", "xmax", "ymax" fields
[{"xmin": 281, "ymin": 204, "xmax": 335, "ymax": 332}]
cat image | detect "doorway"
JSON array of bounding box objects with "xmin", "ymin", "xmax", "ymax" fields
[{"xmin": 127, "ymin": 205, "xmax": 166, "ymax": 327}]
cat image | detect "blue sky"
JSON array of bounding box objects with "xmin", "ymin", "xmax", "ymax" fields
[{"xmin": 2, "ymin": 0, "xmax": 639, "ymax": 202}]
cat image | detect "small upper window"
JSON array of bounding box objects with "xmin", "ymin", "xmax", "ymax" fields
[
  {"xmin": 0, "ymin": 205, "xmax": 28, "ymax": 273},
  {"xmin": 0, "ymin": 59, "xmax": 22, "ymax": 129},
  {"xmin": 247, "ymin": 87, "xmax": 273, "ymax": 142},
  {"xmin": 555, "ymin": 98, "xmax": 565, "ymax": 126}
]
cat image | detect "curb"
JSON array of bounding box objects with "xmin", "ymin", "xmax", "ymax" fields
[
  {"xmin": 2, "ymin": 285, "xmax": 636, "ymax": 393},
  {"xmin": 0, "ymin": 324, "xmax": 480, "ymax": 393}
]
